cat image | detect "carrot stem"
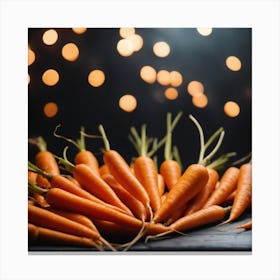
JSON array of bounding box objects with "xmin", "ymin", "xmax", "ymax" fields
[
  {"xmin": 204, "ymin": 127, "xmax": 224, "ymax": 152},
  {"xmin": 28, "ymin": 180, "xmax": 48, "ymax": 195},
  {"xmin": 172, "ymin": 145, "xmax": 182, "ymax": 170},
  {"xmin": 207, "ymin": 152, "xmax": 237, "ymax": 170},
  {"xmin": 28, "ymin": 161, "xmax": 52, "ymax": 180},
  {"xmin": 98, "ymin": 124, "xmax": 110, "ymax": 151}
]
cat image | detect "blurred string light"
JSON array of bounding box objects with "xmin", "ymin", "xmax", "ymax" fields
[
  {"xmin": 140, "ymin": 66, "xmax": 157, "ymax": 84},
  {"xmin": 62, "ymin": 43, "xmax": 79, "ymax": 61},
  {"xmin": 170, "ymin": 71, "xmax": 183, "ymax": 87},
  {"xmin": 196, "ymin": 28, "xmax": 213, "ymax": 36},
  {"xmin": 164, "ymin": 87, "xmax": 178, "ymax": 100},
  {"xmin": 43, "ymin": 102, "xmax": 58, "ymax": 118},
  {"xmin": 192, "ymin": 94, "xmax": 208, "ymax": 108},
  {"xmin": 28, "ymin": 48, "xmax": 35, "ymax": 66},
  {"xmin": 153, "ymin": 41, "xmax": 170, "ymax": 57},
  {"xmin": 157, "ymin": 70, "xmax": 170, "ymax": 86},
  {"xmin": 224, "ymin": 101, "xmax": 240, "ymax": 117},
  {"xmin": 187, "ymin": 80, "xmax": 204, "ymax": 96},
  {"xmin": 119, "ymin": 94, "xmax": 137, "ymax": 112},
  {"xmin": 117, "ymin": 28, "xmax": 143, "ymax": 57},
  {"xmin": 88, "ymin": 69, "xmax": 106, "ymax": 87},
  {"xmin": 42, "ymin": 69, "xmax": 59, "ymax": 86},
  {"xmin": 42, "ymin": 29, "xmax": 58, "ymax": 45},
  {"xmin": 226, "ymin": 56, "xmax": 242, "ymax": 71},
  {"xmin": 72, "ymin": 28, "xmax": 87, "ymax": 34}
]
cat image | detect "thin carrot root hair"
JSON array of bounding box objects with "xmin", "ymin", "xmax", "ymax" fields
[
  {"xmin": 144, "ymin": 228, "xmax": 188, "ymax": 244},
  {"xmin": 100, "ymin": 237, "xmax": 117, "ymax": 252}
]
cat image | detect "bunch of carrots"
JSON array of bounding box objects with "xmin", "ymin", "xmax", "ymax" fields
[{"xmin": 28, "ymin": 112, "xmax": 252, "ymax": 251}]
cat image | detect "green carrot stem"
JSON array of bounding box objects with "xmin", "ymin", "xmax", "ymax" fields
[
  {"xmin": 141, "ymin": 124, "xmax": 147, "ymax": 156},
  {"xmin": 28, "ymin": 136, "xmax": 47, "ymax": 152},
  {"xmin": 204, "ymin": 127, "xmax": 224, "ymax": 152},
  {"xmin": 207, "ymin": 152, "xmax": 237, "ymax": 170},
  {"xmin": 98, "ymin": 124, "xmax": 110, "ymax": 151},
  {"xmin": 172, "ymin": 145, "xmax": 183, "ymax": 170},
  {"xmin": 28, "ymin": 180, "xmax": 48, "ymax": 195},
  {"xmin": 76, "ymin": 126, "xmax": 86, "ymax": 151},
  {"xmin": 230, "ymin": 152, "xmax": 252, "ymax": 167},
  {"xmin": 203, "ymin": 130, "xmax": 225, "ymax": 166},
  {"xmin": 164, "ymin": 112, "xmax": 172, "ymax": 161},
  {"xmin": 28, "ymin": 161, "xmax": 52, "ymax": 180},
  {"xmin": 189, "ymin": 114, "xmax": 205, "ymax": 165}
]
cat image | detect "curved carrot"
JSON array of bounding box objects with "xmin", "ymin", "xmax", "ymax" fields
[
  {"xmin": 221, "ymin": 190, "xmax": 236, "ymax": 206},
  {"xmin": 234, "ymin": 220, "xmax": 252, "ymax": 230},
  {"xmin": 221, "ymin": 163, "xmax": 252, "ymax": 224},
  {"xmin": 153, "ymin": 164, "xmax": 209, "ymax": 223},
  {"xmin": 28, "ymin": 223, "xmax": 100, "ymax": 249},
  {"xmin": 28, "ymin": 204, "xmax": 100, "ymax": 240},
  {"xmin": 53, "ymin": 125, "xmax": 100, "ymax": 174},
  {"xmin": 184, "ymin": 167, "xmax": 219, "ymax": 215},
  {"xmin": 202, "ymin": 166, "xmax": 240, "ymax": 209},
  {"xmin": 99, "ymin": 164, "xmax": 110, "ymax": 176},
  {"xmin": 98, "ymin": 125, "xmax": 151, "ymax": 213},
  {"xmin": 101, "ymin": 173, "xmax": 148, "ymax": 221}
]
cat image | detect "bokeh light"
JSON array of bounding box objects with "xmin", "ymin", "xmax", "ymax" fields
[
  {"xmin": 62, "ymin": 43, "xmax": 79, "ymax": 61},
  {"xmin": 28, "ymin": 49, "xmax": 35, "ymax": 66},
  {"xmin": 192, "ymin": 94, "xmax": 208, "ymax": 108},
  {"xmin": 72, "ymin": 28, "xmax": 87, "ymax": 34},
  {"xmin": 28, "ymin": 74, "xmax": 30, "ymax": 85},
  {"xmin": 187, "ymin": 80, "xmax": 204, "ymax": 96},
  {"xmin": 153, "ymin": 41, "xmax": 170, "ymax": 57},
  {"xmin": 42, "ymin": 29, "xmax": 58, "ymax": 45},
  {"xmin": 197, "ymin": 28, "xmax": 213, "ymax": 36},
  {"xmin": 226, "ymin": 56, "xmax": 242, "ymax": 71},
  {"xmin": 164, "ymin": 87, "xmax": 179, "ymax": 100},
  {"xmin": 157, "ymin": 70, "xmax": 170, "ymax": 86},
  {"xmin": 43, "ymin": 102, "xmax": 58, "ymax": 118},
  {"xmin": 140, "ymin": 66, "xmax": 157, "ymax": 84},
  {"xmin": 170, "ymin": 71, "xmax": 183, "ymax": 87},
  {"xmin": 88, "ymin": 69, "xmax": 106, "ymax": 87},
  {"xmin": 224, "ymin": 101, "xmax": 240, "ymax": 117},
  {"xmin": 117, "ymin": 38, "xmax": 134, "ymax": 57},
  {"xmin": 119, "ymin": 28, "xmax": 135, "ymax": 38},
  {"xmin": 128, "ymin": 34, "xmax": 143, "ymax": 52},
  {"xmin": 42, "ymin": 69, "xmax": 59, "ymax": 86},
  {"xmin": 119, "ymin": 94, "xmax": 137, "ymax": 112}
]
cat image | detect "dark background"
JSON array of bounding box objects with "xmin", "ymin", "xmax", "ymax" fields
[{"xmin": 28, "ymin": 28, "xmax": 251, "ymax": 170}]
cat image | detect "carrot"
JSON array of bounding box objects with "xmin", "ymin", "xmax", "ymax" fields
[
  {"xmin": 234, "ymin": 220, "xmax": 252, "ymax": 230},
  {"xmin": 98, "ymin": 124, "xmax": 151, "ymax": 214},
  {"xmin": 101, "ymin": 173, "xmax": 148, "ymax": 221},
  {"xmin": 99, "ymin": 164, "xmax": 110, "ymax": 176},
  {"xmin": 53, "ymin": 124, "xmax": 100, "ymax": 175},
  {"xmin": 153, "ymin": 115, "xmax": 225, "ymax": 223},
  {"xmin": 170, "ymin": 205, "xmax": 230, "ymax": 232},
  {"xmin": 153, "ymin": 164, "xmax": 209, "ymax": 223},
  {"xmin": 28, "ymin": 204, "xmax": 101, "ymax": 240},
  {"xmin": 28, "ymin": 162, "xmax": 130, "ymax": 215},
  {"xmin": 159, "ymin": 112, "xmax": 182, "ymax": 191},
  {"xmin": 184, "ymin": 167, "xmax": 219, "ymax": 215},
  {"xmin": 45, "ymin": 188, "xmax": 168, "ymax": 236},
  {"xmin": 33, "ymin": 193, "xmax": 50, "ymax": 208},
  {"xmin": 221, "ymin": 163, "xmax": 252, "ymax": 224},
  {"xmin": 28, "ymin": 171, "xmax": 37, "ymax": 183},
  {"xmin": 28, "ymin": 223, "xmax": 101, "ymax": 249},
  {"xmin": 129, "ymin": 124, "xmax": 164, "ymax": 213},
  {"xmin": 221, "ymin": 190, "xmax": 236, "ymax": 206},
  {"xmin": 157, "ymin": 174, "xmax": 165, "ymax": 197},
  {"xmin": 29, "ymin": 136, "xmax": 60, "ymax": 188},
  {"xmin": 202, "ymin": 166, "xmax": 240, "ymax": 209}
]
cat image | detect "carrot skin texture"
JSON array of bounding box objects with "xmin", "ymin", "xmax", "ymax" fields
[
  {"xmin": 133, "ymin": 156, "xmax": 161, "ymax": 212},
  {"xmin": 99, "ymin": 164, "xmax": 110, "ymax": 176},
  {"xmin": 103, "ymin": 150, "xmax": 150, "ymax": 208},
  {"xmin": 185, "ymin": 168, "xmax": 219, "ymax": 215},
  {"xmin": 160, "ymin": 159, "xmax": 182, "ymax": 191},
  {"xmin": 157, "ymin": 174, "xmax": 165, "ymax": 197},
  {"xmin": 35, "ymin": 150, "xmax": 60, "ymax": 188},
  {"xmin": 73, "ymin": 164, "xmax": 133, "ymax": 216},
  {"xmin": 45, "ymin": 188, "xmax": 168, "ymax": 234},
  {"xmin": 224, "ymin": 163, "xmax": 252, "ymax": 223},
  {"xmin": 101, "ymin": 173, "xmax": 148, "ymax": 221},
  {"xmin": 28, "ymin": 204, "xmax": 100, "ymax": 240},
  {"xmin": 153, "ymin": 164, "xmax": 209, "ymax": 223},
  {"xmin": 170, "ymin": 205, "xmax": 227, "ymax": 232},
  {"xmin": 234, "ymin": 220, "xmax": 252, "ymax": 230},
  {"xmin": 74, "ymin": 150, "xmax": 100, "ymax": 175},
  {"xmin": 202, "ymin": 167, "xmax": 240, "ymax": 209},
  {"xmin": 28, "ymin": 223, "xmax": 98, "ymax": 248}
]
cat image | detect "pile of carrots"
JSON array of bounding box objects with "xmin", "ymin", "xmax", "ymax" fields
[{"xmin": 28, "ymin": 113, "xmax": 252, "ymax": 251}]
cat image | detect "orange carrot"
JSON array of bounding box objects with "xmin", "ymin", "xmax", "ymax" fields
[
  {"xmin": 184, "ymin": 167, "xmax": 219, "ymax": 215},
  {"xmin": 234, "ymin": 220, "xmax": 252, "ymax": 230},
  {"xmin": 99, "ymin": 164, "xmax": 110, "ymax": 176},
  {"xmin": 29, "ymin": 137, "xmax": 60, "ymax": 188},
  {"xmin": 28, "ymin": 204, "xmax": 100, "ymax": 240},
  {"xmin": 221, "ymin": 190, "xmax": 236, "ymax": 206},
  {"xmin": 170, "ymin": 205, "xmax": 230, "ymax": 232},
  {"xmin": 28, "ymin": 171, "xmax": 38, "ymax": 183},
  {"xmin": 101, "ymin": 173, "xmax": 148, "ymax": 221},
  {"xmin": 33, "ymin": 193, "xmax": 50, "ymax": 208},
  {"xmin": 157, "ymin": 174, "xmax": 165, "ymax": 197},
  {"xmin": 98, "ymin": 125, "xmax": 151, "ymax": 213},
  {"xmin": 53, "ymin": 125, "xmax": 100, "ymax": 175},
  {"xmin": 28, "ymin": 223, "xmax": 100, "ymax": 248},
  {"xmin": 202, "ymin": 166, "xmax": 240, "ymax": 209},
  {"xmin": 159, "ymin": 112, "xmax": 183, "ymax": 190},
  {"xmin": 221, "ymin": 163, "xmax": 252, "ymax": 224},
  {"xmin": 153, "ymin": 164, "xmax": 209, "ymax": 223},
  {"xmin": 45, "ymin": 188, "xmax": 168, "ymax": 236}
]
